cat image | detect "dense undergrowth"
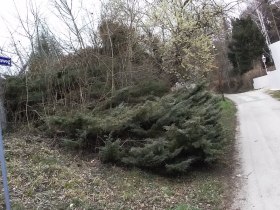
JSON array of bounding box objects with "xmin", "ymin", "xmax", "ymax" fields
[
  {"xmin": 5, "ymin": 73, "xmax": 224, "ymax": 174},
  {"xmin": 4, "ymin": 19, "xmax": 226, "ymax": 174},
  {"xmin": 2, "ymin": 99, "xmax": 236, "ymax": 209}
]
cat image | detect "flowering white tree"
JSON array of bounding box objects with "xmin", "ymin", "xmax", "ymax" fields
[{"xmin": 148, "ymin": 0, "xmax": 235, "ymax": 82}]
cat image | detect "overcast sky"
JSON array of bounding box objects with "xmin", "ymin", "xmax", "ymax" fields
[
  {"xmin": 1, "ymin": 0, "xmax": 48, "ymax": 50},
  {"xmin": 0, "ymin": 0, "xmax": 102, "ymax": 73},
  {"xmin": 0, "ymin": 0, "xmax": 101, "ymax": 49},
  {"xmin": 0, "ymin": 0, "xmax": 246, "ymax": 74}
]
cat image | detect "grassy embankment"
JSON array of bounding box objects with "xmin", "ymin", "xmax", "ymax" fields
[
  {"xmin": 0, "ymin": 99, "xmax": 236, "ymax": 210},
  {"xmin": 269, "ymin": 90, "xmax": 280, "ymax": 100}
]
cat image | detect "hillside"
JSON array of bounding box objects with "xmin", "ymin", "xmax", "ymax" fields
[{"xmin": 3, "ymin": 98, "xmax": 236, "ymax": 209}]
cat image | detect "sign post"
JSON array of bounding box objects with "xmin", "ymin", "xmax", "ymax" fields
[
  {"xmin": 0, "ymin": 55, "xmax": 11, "ymax": 210},
  {"xmin": 262, "ymin": 54, "xmax": 268, "ymax": 74}
]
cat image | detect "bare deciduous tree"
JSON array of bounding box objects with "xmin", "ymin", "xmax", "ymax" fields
[{"xmin": 51, "ymin": 0, "xmax": 85, "ymax": 50}]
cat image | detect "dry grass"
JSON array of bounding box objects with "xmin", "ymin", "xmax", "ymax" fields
[
  {"xmin": 0, "ymin": 100, "xmax": 237, "ymax": 210},
  {"xmin": 0, "ymin": 134, "xmax": 227, "ymax": 210},
  {"xmin": 241, "ymin": 68, "xmax": 263, "ymax": 91}
]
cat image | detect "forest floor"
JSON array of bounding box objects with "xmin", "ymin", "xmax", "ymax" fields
[{"xmin": 0, "ymin": 99, "xmax": 237, "ymax": 210}]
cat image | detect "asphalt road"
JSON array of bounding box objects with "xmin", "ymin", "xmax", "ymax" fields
[{"xmin": 227, "ymin": 90, "xmax": 280, "ymax": 210}]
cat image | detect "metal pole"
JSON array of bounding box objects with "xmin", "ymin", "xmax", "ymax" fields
[{"xmin": 0, "ymin": 125, "xmax": 11, "ymax": 210}]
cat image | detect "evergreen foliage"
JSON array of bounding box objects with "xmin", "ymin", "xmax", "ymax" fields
[
  {"xmin": 45, "ymin": 84, "xmax": 224, "ymax": 174},
  {"xmin": 99, "ymin": 136, "xmax": 123, "ymax": 163},
  {"xmin": 228, "ymin": 17, "xmax": 266, "ymax": 75},
  {"xmin": 118, "ymin": 85, "xmax": 223, "ymax": 173}
]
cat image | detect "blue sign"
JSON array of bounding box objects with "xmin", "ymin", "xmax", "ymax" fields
[{"xmin": 0, "ymin": 56, "xmax": 11, "ymax": 66}]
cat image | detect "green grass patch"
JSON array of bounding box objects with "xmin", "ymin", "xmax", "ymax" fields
[
  {"xmin": 268, "ymin": 90, "xmax": 280, "ymax": 100},
  {"xmin": 190, "ymin": 179, "xmax": 223, "ymax": 207},
  {"xmin": 220, "ymin": 99, "xmax": 237, "ymax": 147}
]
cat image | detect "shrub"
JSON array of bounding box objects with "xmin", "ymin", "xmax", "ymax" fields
[
  {"xmin": 99, "ymin": 136, "xmax": 123, "ymax": 163},
  {"xmin": 44, "ymin": 83, "xmax": 223, "ymax": 174},
  {"xmin": 101, "ymin": 84, "xmax": 223, "ymax": 173},
  {"xmin": 100, "ymin": 80, "xmax": 170, "ymax": 109},
  {"xmin": 117, "ymin": 85, "xmax": 223, "ymax": 173}
]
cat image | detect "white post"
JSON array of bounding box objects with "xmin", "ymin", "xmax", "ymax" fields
[{"xmin": 262, "ymin": 54, "xmax": 268, "ymax": 74}]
